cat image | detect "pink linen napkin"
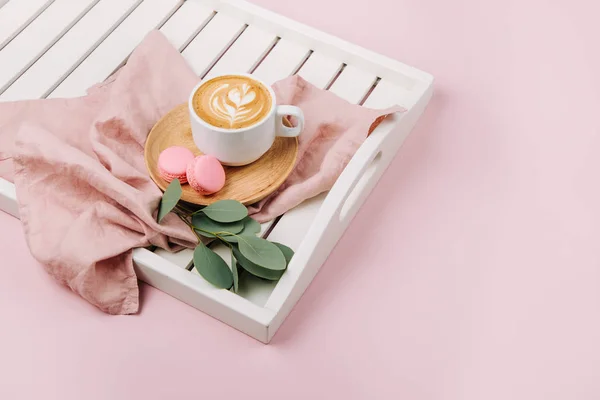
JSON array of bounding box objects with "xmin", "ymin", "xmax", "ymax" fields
[
  {"xmin": 248, "ymin": 76, "xmax": 404, "ymax": 222},
  {"xmin": 0, "ymin": 30, "xmax": 198, "ymax": 314},
  {"xmin": 0, "ymin": 29, "xmax": 403, "ymax": 315}
]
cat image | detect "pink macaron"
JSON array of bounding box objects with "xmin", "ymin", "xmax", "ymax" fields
[
  {"xmin": 157, "ymin": 146, "xmax": 195, "ymax": 184},
  {"xmin": 186, "ymin": 155, "xmax": 226, "ymax": 195}
]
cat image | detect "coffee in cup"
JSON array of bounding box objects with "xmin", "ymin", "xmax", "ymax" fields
[
  {"xmin": 192, "ymin": 74, "xmax": 272, "ymax": 130},
  {"xmin": 188, "ymin": 73, "xmax": 304, "ymax": 166}
]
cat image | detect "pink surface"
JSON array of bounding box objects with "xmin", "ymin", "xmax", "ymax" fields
[{"xmin": 1, "ymin": 0, "xmax": 599, "ymax": 398}]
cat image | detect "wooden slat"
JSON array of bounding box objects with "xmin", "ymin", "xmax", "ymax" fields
[
  {"xmin": 0, "ymin": 0, "xmax": 53, "ymax": 50},
  {"xmin": 296, "ymin": 51, "xmax": 342, "ymax": 89},
  {"xmin": 252, "ymin": 38, "xmax": 310, "ymax": 85},
  {"xmin": 1, "ymin": 0, "xmax": 140, "ymax": 101},
  {"xmin": 329, "ymin": 65, "xmax": 378, "ymax": 104},
  {"xmin": 159, "ymin": 0, "xmax": 214, "ymax": 51},
  {"xmin": 264, "ymin": 193, "xmax": 327, "ymax": 251},
  {"xmin": 49, "ymin": 0, "xmax": 183, "ymax": 98},
  {"xmin": 181, "ymin": 12, "xmax": 247, "ymax": 77},
  {"xmin": 154, "ymin": 248, "xmax": 194, "ymax": 269},
  {"xmin": 0, "ymin": 0, "xmax": 98, "ymax": 94},
  {"xmin": 234, "ymin": 272, "xmax": 278, "ymax": 307},
  {"xmin": 207, "ymin": 24, "xmax": 277, "ymax": 77},
  {"xmin": 0, "ymin": 177, "xmax": 18, "ymax": 218}
]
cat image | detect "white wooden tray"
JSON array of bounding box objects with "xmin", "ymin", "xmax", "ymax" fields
[{"xmin": 0, "ymin": 0, "xmax": 433, "ymax": 343}]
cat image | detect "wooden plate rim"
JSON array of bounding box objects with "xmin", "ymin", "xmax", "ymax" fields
[{"xmin": 144, "ymin": 103, "xmax": 298, "ymax": 206}]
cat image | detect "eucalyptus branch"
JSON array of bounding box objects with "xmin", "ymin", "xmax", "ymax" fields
[
  {"xmin": 177, "ymin": 213, "xmax": 202, "ymax": 242},
  {"xmin": 157, "ymin": 180, "xmax": 293, "ymax": 290}
]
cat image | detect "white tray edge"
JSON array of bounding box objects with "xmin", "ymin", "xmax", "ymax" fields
[
  {"xmin": 265, "ymin": 82, "xmax": 434, "ymax": 340},
  {"xmin": 0, "ymin": 0, "xmax": 436, "ymax": 343}
]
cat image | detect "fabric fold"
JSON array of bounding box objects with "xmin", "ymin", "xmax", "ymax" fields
[
  {"xmin": 0, "ymin": 30, "xmax": 199, "ymax": 314},
  {"xmin": 248, "ymin": 76, "xmax": 404, "ymax": 222}
]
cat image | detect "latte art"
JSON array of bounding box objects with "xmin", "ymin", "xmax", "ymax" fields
[
  {"xmin": 193, "ymin": 75, "xmax": 272, "ymax": 130},
  {"xmin": 209, "ymin": 83, "xmax": 261, "ymax": 126}
]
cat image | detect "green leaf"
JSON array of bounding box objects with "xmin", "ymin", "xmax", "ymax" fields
[
  {"xmin": 193, "ymin": 242, "xmax": 233, "ymax": 289},
  {"xmin": 201, "ymin": 200, "xmax": 248, "ymax": 223},
  {"xmin": 241, "ymin": 217, "xmax": 261, "ymax": 234},
  {"xmin": 237, "ymin": 235, "xmax": 286, "ymax": 271},
  {"xmin": 231, "ymin": 251, "xmax": 239, "ymax": 293},
  {"xmin": 157, "ymin": 179, "xmax": 182, "ymax": 223},
  {"xmin": 273, "ymin": 242, "xmax": 294, "ymax": 265},
  {"xmin": 221, "ymin": 217, "xmax": 261, "ymax": 243},
  {"xmin": 191, "ymin": 213, "xmax": 244, "ymax": 238},
  {"xmin": 232, "ymin": 245, "xmax": 285, "ymax": 281}
]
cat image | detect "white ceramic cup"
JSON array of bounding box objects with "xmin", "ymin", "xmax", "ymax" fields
[{"xmin": 188, "ymin": 73, "xmax": 304, "ymax": 166}]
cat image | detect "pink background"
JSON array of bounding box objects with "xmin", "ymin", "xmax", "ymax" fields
[{"xmin": 1, "ymin": 0, "xmax": 599, "ymax": 398}]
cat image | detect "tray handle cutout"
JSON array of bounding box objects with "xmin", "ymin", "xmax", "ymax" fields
[
  {"xmin": 338, "ymin": 150, "xmax": 382, "ymax": 223},
  {"xmin": 323, "ymin": 113, "xmax": 399, "ymax": 230}
]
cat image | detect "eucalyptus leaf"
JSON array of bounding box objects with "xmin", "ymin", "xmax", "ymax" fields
[
  {"xmin": 201, "ymin": 200, "xmax": 248, "ymax": 223},
  {"xmin": 273, "ymin": 242, "xmax": 294, "ymax": 265},
  {"xmin": 193, "ymin": 242, "xmax": 233, "ymax": 289},
  {"xmin": 241, "ymin": 217, "xmax": 261, "ymax": 234},
  {"xmin": 191, "ymin": 213, "xmax": 244, "ymax": 238},
  {"xmin": 221, "ymin": 217, "xmax": 261, "ymax": 242},
  {"xmin": 237, "ymin": 235, "xmax": 286, "ymax": 271},
  {"xmin": 232, "ymin": 246, "xmax": 285, "ymax": 281},
  {"xmin": 231, "ymin": 251, "xmax": 239, "ymax": 293},
  {"xmin": 157, "ymin": 179, "xmax": 182, "ymax": 223}
]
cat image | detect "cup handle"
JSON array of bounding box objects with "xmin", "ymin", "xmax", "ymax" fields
[{"xmin": 276, "ymin": 105, "xmax": 304, "ymax": 137}]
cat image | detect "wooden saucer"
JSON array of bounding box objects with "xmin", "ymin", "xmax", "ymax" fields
[{"xmin": 144, "ymin": 104, "xmax": 298, "ymax": 206}]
